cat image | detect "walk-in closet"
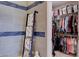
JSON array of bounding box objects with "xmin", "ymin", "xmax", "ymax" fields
[{"xmin": 52, "ymin": 1, "xmax": 78, "ymax": 57}]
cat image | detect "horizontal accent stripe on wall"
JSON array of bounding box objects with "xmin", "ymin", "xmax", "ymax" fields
[
  {"xmin": 0, "ymin": 31, "xmax": 45, "ymax": 37},
  {"xmin": 26, "ymin": 1, "xmax": 44, "ymax": 10},
  {"xmin": 0, "ymin": 1, "xmax": 44, "ymax": 11},
  {"xmin": 34, "ymin": 32, "xmax": 45, "ymax": 37},
  {"xmin": 0, "ymin": 1, "xmax": 27, "ymax": 10}
]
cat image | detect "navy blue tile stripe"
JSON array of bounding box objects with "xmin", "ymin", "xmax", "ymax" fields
[
  {"xmin": 34, "ymin": 32, "xmax": 45, "ymax": 37},
  {"xmin": 26, "ymin": 1, "xmax": 44, "ymax": 10},
  {"xmin": 0, "ymin": 1, "xmax": 44, "ymax": 11},
  {"xmin": 0, "ymin": 31, "xmax": 45, "ymax": 37},
  {"xmin": 0, "ymin": 31, "xmax": 25, "ymax": 37},
  {"xmin": 0, "ymin": 1, "xmax": 27, "ymax": 10}
]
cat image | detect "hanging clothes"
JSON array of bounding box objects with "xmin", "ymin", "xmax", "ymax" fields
[
  {"xmin": 70, "ymin": 38, "xmax": 75, "ymax": 54},
  {"xmin": 72, "ymin": 15, "xmax": 78, "ymax": 34},
  {"xmin": 75, "ymin": 15, "xmax": 78, "ymax": 34},
  {"xmin": 63, "ymin": 38, "xmax": 67, "ymax": 53},
  {"xmin": 54, "ymin": 36, "xmax": 61, "ymax": 50},
  {"xmin": 68, "ymin": 15, "xmax": 73, "ymax": 33},
  {"xmin": 59, "ymin": 18, "xmax": 65, "ymax": 32},
  {"xmin": 62, "ymin": 18, "xmax": 65, "ymax": 31},
  {"xmin": 74, "ymin": 38, "xmax": 77, "ymax": 55},
  {"xmin": 64, "ymin": 16, "xmax": 69, "ymax": 32},
  {"xmin": 66, "ymin": 37, "xmax": 77, "ymax": 54},
  {"xmin": 66, "ymin": 37, "xmax": 72, "ymax": 54},
  {"xmin": 60, "ymin": 37, "xmax": 64, "ymax": 52},
  {"xmin": 52, "ymin": 5, "xmax": 78, "ymax": 56}
]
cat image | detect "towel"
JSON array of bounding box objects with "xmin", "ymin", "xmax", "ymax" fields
[{"xmin": 28, "ymin": 13, "xmax": 34, "ymax": 26}]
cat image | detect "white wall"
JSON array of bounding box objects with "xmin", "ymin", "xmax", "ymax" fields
[
  {"xmin": 47, "ymin": 1, "xmax": 52, "ymax": 57},
  {"xmin": 0, "ymin": 2, "xmax": 27, "ymax": 56},
  {"xmin": 26, "ymin": 2, "xmax": 47, "ymax": 57},
  {"xmin": 0, "ymin": 1, "xmax": 47, "ymax": 57}
]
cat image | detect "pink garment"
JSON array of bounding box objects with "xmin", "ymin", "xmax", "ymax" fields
[
  {"xmin": 66, "ymin": 37, "xmax": 72, "ymax": 54},
  {"xmin": 67, "ymin": 37, "xmax": 76, "ymax": 54},
  {"xmin": 59, "ymin": 18, "xmax": 65, "ymax": 30}
]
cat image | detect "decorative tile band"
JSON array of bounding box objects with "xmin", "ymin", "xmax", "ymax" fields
[
  {"xmin": 0, "ymin": 31, "xmax": 45, "ymax": 37},
  {"xmin": 0, "ymin": 1, "xmax": 44, "ymax": 11}
]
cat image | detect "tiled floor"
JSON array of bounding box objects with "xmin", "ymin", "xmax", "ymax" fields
[{"xmin": 54, "ymin": 51, "xmax": 73, "ymax": 57}]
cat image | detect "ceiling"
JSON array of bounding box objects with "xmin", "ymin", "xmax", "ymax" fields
[{"xmin": 9, "ymin": 1, "xmax": 35, "ymax": 7}]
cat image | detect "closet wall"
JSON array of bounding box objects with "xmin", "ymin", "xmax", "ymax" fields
[
  {"xmin": 0, "ymin": 1, "xmax": 47, "ymax": 57},
  {"xmin": 26, "ymin": 2, "xmax": 47, "ymax": 57},
  {"xmin": 0, "ymin": 2, "xmax": 27, "ymax": 56}
]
